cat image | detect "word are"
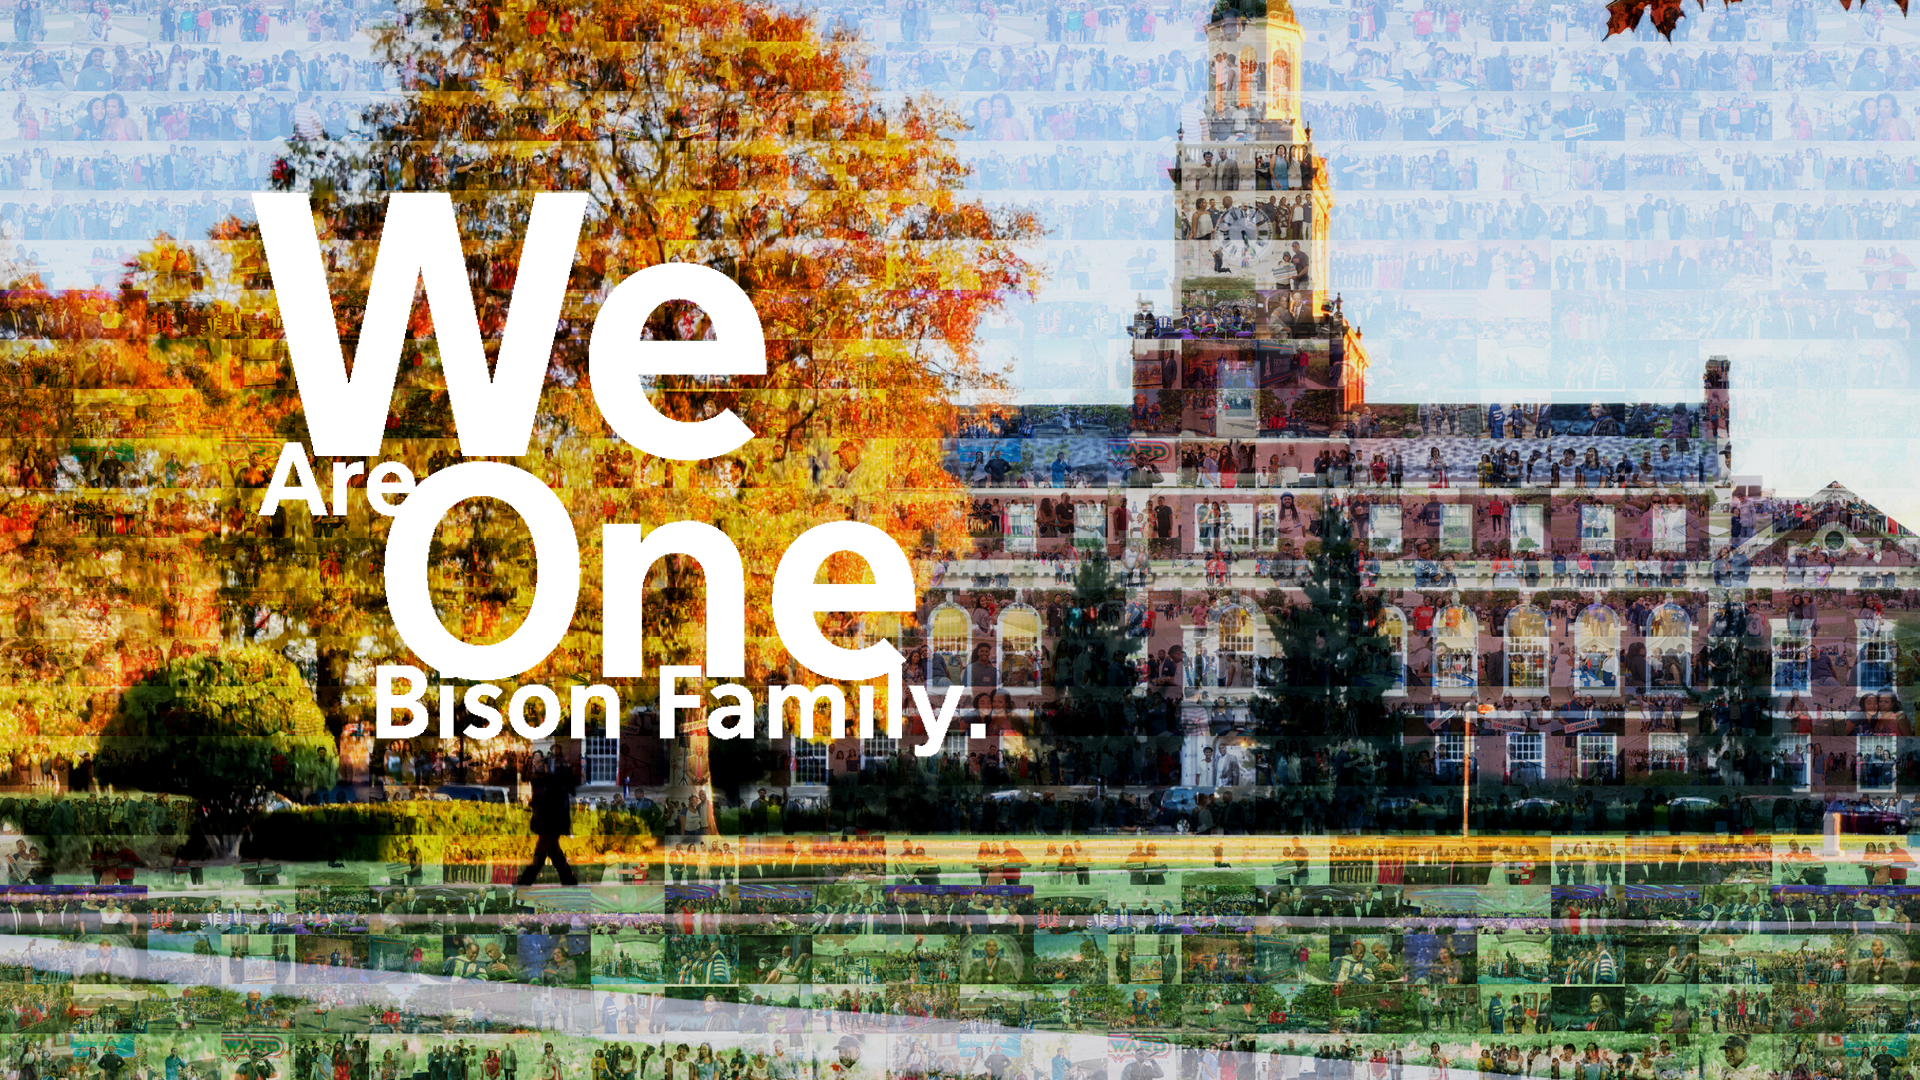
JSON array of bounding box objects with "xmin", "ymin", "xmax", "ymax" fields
[{"xmin": 250, "ymin": 193, "xmax": 923, "ymax": 721}]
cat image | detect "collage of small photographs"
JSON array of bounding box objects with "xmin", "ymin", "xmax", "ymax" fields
[
  {"xmin": 10, "ymin": 1, "xmax": 1920, "ymax": 1080},
  {"xmin": 0, "ymin": 834, "xmax": 1915, "ymax": 1080}
]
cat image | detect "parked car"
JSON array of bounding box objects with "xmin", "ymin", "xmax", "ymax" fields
[
  {"xmin": 1665, "ymin": 796, "xmax": 1716, "ymax": 832},
  {"xmin": 1159, "ymin": 787, "xmax": 1208, "ymax": 815},
  {"xmin": 307, "ymin": 784, "xmax": 377, "ymax": 805},
  {"xmin": 432, "ymin": 784, "xmax": 513, "ymax": 804},
  {"xmin": 1833, "ymin": 797, "xmax": 1910, "ymax": 836},
  {"xmin": 1509, "ymin": 798, "xmax": 1565, "ymax": 830}
]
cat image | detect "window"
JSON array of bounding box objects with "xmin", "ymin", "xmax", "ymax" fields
[
  {"xmin": 1508, "ymin": 733, "xmax": 1544, "ymax": 783},
  {"xmin": 1190, "ymin": 503, "xmax": 1251, "ymax": 545},
  {"xmin": 1007, "ymin": 503, "xmax": 1037, "ymax": 552},
  {"xmin": 1199, "ymin": 503, "xmax": 1255, "ymax": 551},
  {"xmin": 1648, "ymin": 734, "xmax": 1689, "ymax": 774},
  {"xmin": 862, "ymin": 612, "xmax": 902, "ymax": 652},
  {"xmin": 1135, "ymin": 352, "xmax": 1171, "ymax": 389},
  {"xmin": 1269, "ymin": 43, "xmax": 1299, "ymax": 122},
  {"xmin": 1579, "ymin": 505, "xmax": 1615, "ymax": 552},
  {"xmin": 1256, "ymin": 638, "xmax": 1284, "ymax": 689},
  {"xmin": 1648, "ymin": 602, "xmax": 1691, "ymax": 692},
  {"xmin": 1779, "ymin": 734, "xmax": 1812, "ymax": 789},
  {"xmin": 1574, "ymin": 604, "xmax": 1622, "ymax": 695},
  {"xmin": 1505, "ymin": 605, "xmax": 1549, "ymax": 694},
  {"xmin": 1221, "ymin": 503, "xmax": 1255, "ymax": 550},
  {"xmin": 1860, "ymin": 618, "xmax": 1896, "ymax": 692},
  {"xmin": 792, "ymin": 741, "xmax": 828, "ymax": 786},
  {"xmin": 1509, "ymin": 504, "xmax": 1545, "ymax": 554},
  {"xmin": 928, "ymin": 604, "xmax": 970, "ymax": 690},
  {"xmin": 998, "ymin": 606, "xmax": 1042, "ymax": 690},
  {"xmin": 584, "ymin": 736, "xmax": 619, "ymax": 785},
  {"xmin": 1221, "ymin": 389, "xmax": 1256, "ymax": 435},
  {"xmin": 1215, "ymin": 606, "xmax": 1255, "ymax": 689},
  {"xmin": 1651, "ymin": 505, "xmax": 1687, "ymax": 553},
  {"xmin": 1258, "ymin": 503, "xmax": 1279, "ymax": 549},
  {"xmin": 1440, "ymin": 504, "xmax": 1473, "ymax": 553},
  {"xmin": 1860, "ymin": 736, "xmax": 1898, "ymax": 791},
  {"xmin": 1577, "ymin": 734, "xmax": 1617, "ymax": 781},
  {"xmin": 1436, "ymin": 734, "xmax": 1467, "ymax": 781},
  {"xmin": 860, "ymin": 738, "xmax": 899, "ymax": 772},
  {"xmin": 1370, "ymin": 505, "xmax": 1403, "ymax": 553},
  {"xmin": 1380, "ymin": 606, "xmax": 1408, "ymax": 695},
  {"xmin": 1074, "ymin": 502, "xmax": 1107, "ymax": 548},
  {"xmin": 1213, "ymin": 740, "xmax": 1253, "ymax": 786},
  {"xmin": 1433, "ymin": 603, "xmax": 1479, "ymax": 695},
  {"xmin": 1771, "ymin": 620, "xmax": 1810, "ymax": 696}
]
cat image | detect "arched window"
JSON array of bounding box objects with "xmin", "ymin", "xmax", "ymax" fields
[
  {"xmin": 1510, "ymin": 503, "xmax": 1545, "ymax": 553},
  {"xmin": 861, "ymin": 612, "xmax": 902, "ymax": 652},
  {"xmin": 1269, "ymin": 43, "xmax": 1296, "ymax": 122},
  {"xmin": 1215, "ymin": 606, "xmax": 1256, "ymax": 689},
  {"xmin": 1579, "ymin": 505, "xmax": 1615, "ymax": 551},
  {"xmin": 1648, "ymin": 602, "xmax": 1692, "ymax": 691},
  {"xmin": 1006, "ymin": 503, "xmax": 1037, "ymax": 552},
  {"xmin": 1380, "ymin": 606, "xmax": 1408, "ymax": 696},
  {"xmin": 928, "ymin": 604, "xmax": 970, "ymax": 690},
  {"xmin": 1370, "ymin": 505, "xmax": 1403, "ymax": 553},
  {"xmin": 1073, "ymin": 502, "xmax": 1107, "ymax": 548},
  {"xmin": 1504, "ymin": 605, "xmax": 1549, "ymax": 694},
  {"xmin": 1221, "ymin": 502, "xmax": 1254, "ymax": 549},
  {"xmin": 1574, "ymin": 604, "xmax": 1622, "ymax": 695},
  {"xmin": 1651, "ymin": 503, "xmax": 1688, "ymax": 553},
  {"xmin": 998, "ymin": 606, "xmax": 1042, "ymax": 691},
  {"xmin": 1433, "ymin": 603, "xmax": 1479, "ymax": 696}
]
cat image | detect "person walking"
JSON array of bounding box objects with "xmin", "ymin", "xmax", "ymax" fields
[{"xmin": 517, "ymin": 756, "xmax": 579, "ymax": 886}]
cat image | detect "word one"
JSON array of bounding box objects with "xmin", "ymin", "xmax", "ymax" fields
[{"xmin": 250, "ymin": 192, "xmax": 958, "ymax": 747}]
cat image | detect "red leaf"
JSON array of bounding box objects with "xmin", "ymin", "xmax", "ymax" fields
[
  {"xmin": 1608, "ymin": 0, "xmax": 1910, "ymax": 36},
  {"xmin": 1605, "ymin": 0, "xmax": 1704, "ymax": 38}
]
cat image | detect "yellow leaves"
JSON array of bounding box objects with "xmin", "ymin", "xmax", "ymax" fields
[{"xmin": 0, "ymin": 0, "xmax": 1048, "ymax": 732}]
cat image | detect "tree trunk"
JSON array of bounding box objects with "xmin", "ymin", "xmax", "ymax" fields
[{"xmin": 317, "ymin": 644, "xmax": 352, "ymax": 742}]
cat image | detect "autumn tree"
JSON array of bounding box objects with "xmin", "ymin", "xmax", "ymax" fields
[
  {"xmin": 142, "ymin": 0, "xmax": 1046, "ymax": 831},
  {"xmin": 1603, "ymin": 0, "xmax": 1894, "ymax": 39},
  {"xmin": 0, "ymin": 243, "xmax": 246, "ymax": 761}
]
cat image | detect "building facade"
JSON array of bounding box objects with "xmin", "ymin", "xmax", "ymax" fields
[{"xmin": 746, "ymin": 1, "xmax": 1920, "ymax": 833}]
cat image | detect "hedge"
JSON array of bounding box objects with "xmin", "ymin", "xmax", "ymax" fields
[{"xmin": 243, "ymin": 802, "xmax": 656, "ymax": 866}]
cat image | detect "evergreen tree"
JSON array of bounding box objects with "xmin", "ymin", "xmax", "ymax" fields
[
  {"xmin": 1700, "ymin": 594, "xmax": 1772, "ymax": 738},
  {"xmin": 100, "ymin": 646, "xmax": 339, "ymax": 859},
  {"xmin": 1253, "ymin": 502, "xmax": 1394, "ymax": 737},
  {"xmin": 1045, "ymin": 554, "xmax": 1150, "ymax": 737}
]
